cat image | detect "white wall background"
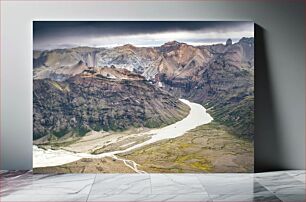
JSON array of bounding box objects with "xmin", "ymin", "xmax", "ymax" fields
[{"xmin": 1, "ymin": 0, "xmax": 305, "ymax": 171}]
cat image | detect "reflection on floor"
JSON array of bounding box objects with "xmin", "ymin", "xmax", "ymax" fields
[{"xmin": 0, "ymin": 170, "xmax": 305, "ymax": 201}]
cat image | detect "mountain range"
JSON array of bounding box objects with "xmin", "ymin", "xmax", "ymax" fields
[{"xmin": 33, "ymin": 37, "xmax": 254, "ymax": 140}]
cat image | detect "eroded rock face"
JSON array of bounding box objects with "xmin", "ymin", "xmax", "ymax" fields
[
  {"xmin": 33, "ymin": 69, "xmax": 190, "ymax": 140},
  {"xmin": 157, "ymin": 38, "xmax": 254, "ymax": 138},
  {"xmin": 33, "ymin": 38, "xmax": 254, "ymax": 139},
  {"xmin": 226, "ymin": 38, "xmax": 233, "ymax": 46}
]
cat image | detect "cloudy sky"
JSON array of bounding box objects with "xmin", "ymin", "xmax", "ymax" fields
[{"xmin": 33, "ymin": 21, "xmax": 254, "ymax": 50}]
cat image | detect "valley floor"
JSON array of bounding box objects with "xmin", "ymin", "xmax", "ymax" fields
[
  {"xmin": 33, "ymin": 99, "xmax": 253, "ymax": 173},
  {"xmin": 34, "ymin": 122, "xmax": 253, "ymax": 173},
  {"xmin": 120, "ymin": 122, "xmax": 253, "ymax": 173}
]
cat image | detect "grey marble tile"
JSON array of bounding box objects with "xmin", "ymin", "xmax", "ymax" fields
[
  {"xmin": 1, "ymin": 173, "xmax": 96, "ymax": 196},
  {"xmin": 90, "ymin": 174, "xmax": 151, "ymax": 195},
  {"xmin": 253, "ymin": 194, "xmax": 282, "ymax": 202},
  {"xmin": 210, "ymin": 194, "xmax": 253, "ymax": 201},
  {"xmin": 253, "ymin": 181, "xmax": 271, "ymax": 194},
  {"xmin": 254, "ymin": 170, "xmax": 306, "ymax": 183},
  {"xmin": 209, "ymin": 194, "xmax": 246, "ymax": 202},
  {"xmin": 1, "ymin": 170, "xmax": 33, "ymax": 184},
  {"xmin": 286, "ymin": 170, "xmax": 306, "ymax": 183},
  {"xmin": 150, "ymin": 174, "xmax": 207, "ymax": 195},
  {"xmin": 275, "ymin": 194, "xmax": 306, "ymax": 202},
  {"xmin": 255, "ymin": 171, "xmax": 300, "ymax": 181},
  {"xmin": 255, "ymin": 170, "xmax": 289, "ymax": 177},
  {"xmin": 267, "ymin": 184, "xmax": 305, "ymax": 195},
  {"xmin": 255, "ymin": 172, "xmax": 298, "ymax": 182},
  {"xmin": 1, "ymin": 172, "xmax": 47, "ymax": 196},
  {"xmin": 285, "ymin": 170, "xmax": 306, "ymax": 175},
  {"xmin": 88, "ymin": 194, "xmax": 212, "ymax": 202},
  {"xmin": 197, "ymin": 174, "xmax": 254, "ymax": 195},
  {"xmin": 142, "ymin": 194, "xmax": 212, "ymax": 202},
  {"xmin": 1, "ymin": 194, "xmax": 88, "ymax": 201},
  {"xmin": 253, "ymin": 181, "xmax": 287, "ymax": 199},
  {"xmin": 256, "ymin": 173, "xmax": 305, "ymax": 195},
  {"xmin": 0, "ymin": 170, "xmax": 31, "ymax": 178},
  {"xmin": 210, "ymin": 194, "xmax": 282, "ymax": 202},
  {"xmin": 1, "ymin": 170, "xmax": 306, "ymax": 202}
]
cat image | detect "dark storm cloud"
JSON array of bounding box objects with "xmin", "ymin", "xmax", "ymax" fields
[
  {"xmin": 34, "ymin": 21, "xmax": 248, "ymax": 38},
  {"xmin": 33, "ymin": 21, "xmax": 253, "ymax": 50}
]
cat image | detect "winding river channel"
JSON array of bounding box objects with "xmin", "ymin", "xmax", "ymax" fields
[{"xmin": 33, "ymin": 99, "xmax": 213, "ymax": 172}]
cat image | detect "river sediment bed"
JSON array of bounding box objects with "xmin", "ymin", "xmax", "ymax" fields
[{"xmin": 33, "ymin": 99, "xmax": 254, "ymax": 173}]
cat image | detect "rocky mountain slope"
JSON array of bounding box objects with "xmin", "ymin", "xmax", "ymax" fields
[
  {"xmin": 33, "ymin": 67, "xmax": 190, "ymax": 140},
  {"xmin": 34, "ymin": 37, "xmax": 254, "ymax": 138},
  {"xmin": 157, "ymin": 38, "xmax": 254, "ymax": 137}
]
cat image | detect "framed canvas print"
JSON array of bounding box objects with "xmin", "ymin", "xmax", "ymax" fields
[{"xmin": 33, "ymin": 21, "xmax": 254, "ymax": 173}]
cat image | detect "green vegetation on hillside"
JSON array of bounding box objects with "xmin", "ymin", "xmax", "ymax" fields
[{"xmin": 120, "ymin": 122, "xmax": 254, "ymax": 173}]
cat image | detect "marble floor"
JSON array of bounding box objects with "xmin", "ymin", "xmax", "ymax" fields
[{"xmin": 0, "ymin": 170, "xmax": 305, "ymax": 202}]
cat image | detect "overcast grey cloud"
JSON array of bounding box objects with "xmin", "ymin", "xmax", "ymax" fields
[{"xmin": 33, "ymin": 21, "xmax": 254, "ymax": 50}]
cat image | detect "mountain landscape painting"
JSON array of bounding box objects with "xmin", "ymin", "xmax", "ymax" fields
[{"xmin": 33, "ymin": 21, "xmax": 254, "ymax": 173}]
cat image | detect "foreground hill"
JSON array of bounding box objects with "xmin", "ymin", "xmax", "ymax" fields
[{"xmin": 33, "ymin": 67, "xmax": 190, "ymax": 140}]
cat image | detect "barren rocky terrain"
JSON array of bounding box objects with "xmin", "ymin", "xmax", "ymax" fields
[
  {"xmin": 33, "ymin": 67, "xmax": 190, "ymax": 140},
  {"xmin": 34, "ymin": 38, "xmax": 254, "ymax": 139},
  {"xmin": 33, "ymin": 38, "xmax": 254, "ymax": 173}
]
